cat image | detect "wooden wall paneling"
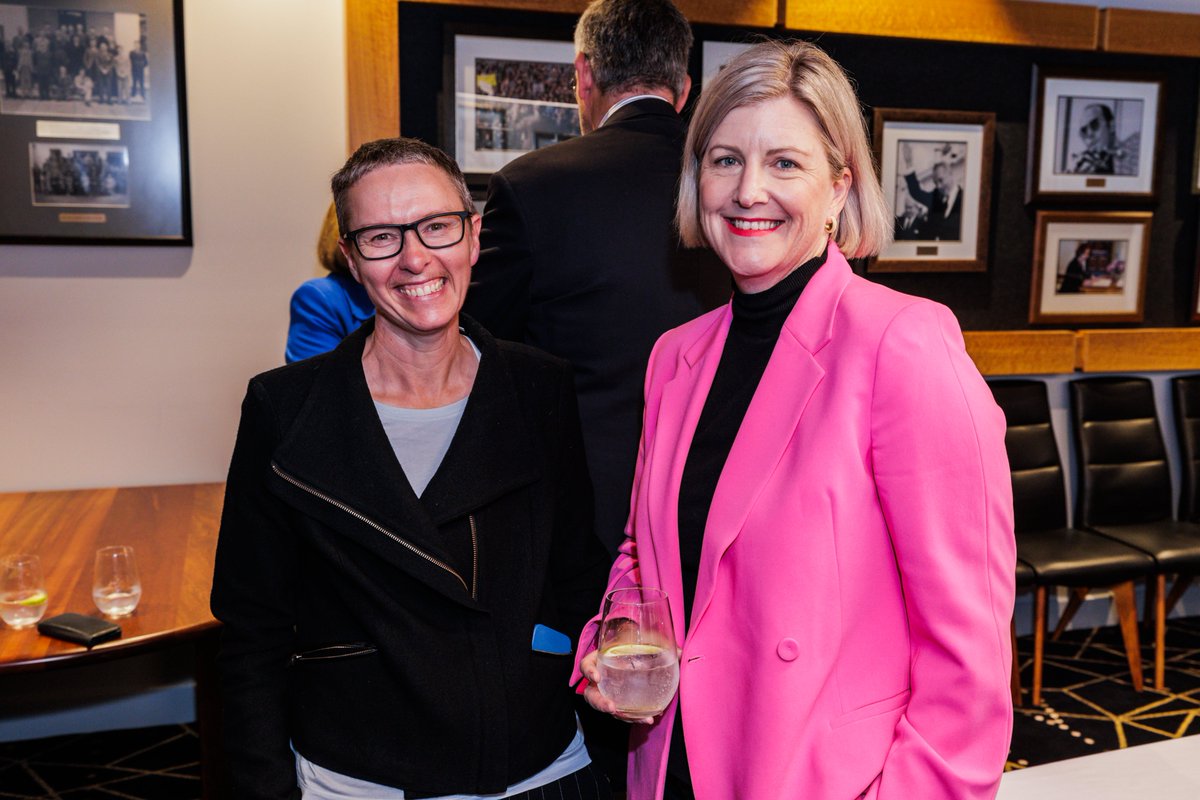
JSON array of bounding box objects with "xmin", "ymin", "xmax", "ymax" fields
[
  {"xmin": 1077, "ymin": 329, "xmax": 1200, "ymax": 373},
  {"xmin": 1101, "ymin": 8, "xmax": 1200, "ymax": 58},
  {"xmin": 781, "ymin": 0, "xmax": 1098, "ymax": 50},
  {"xmin": 347, "ymin": 0, "xmax": 401, "ymax": 149},
  {"xmin": 962, "ymin": 330, "xmax": 1079, "ymax": 376},
  {"xmin": 676, "ymin": 0, "xmax": 777, "ymax": 27}
]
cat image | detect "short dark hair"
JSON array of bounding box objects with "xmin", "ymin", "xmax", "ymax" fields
[
  {"xmin": 330, "ymin": 137, "xmax": 472, "ymax": 234},
  {"xmin": 573, "ymin": 0, "xmax": 691, "ymax": 100}
]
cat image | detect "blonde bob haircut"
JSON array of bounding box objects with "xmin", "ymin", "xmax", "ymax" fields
[
  {"xmin": 676, "ymin": 40, "xmax": 891, "ymax": 259},
  {"xmin": 316, "ymin": 201, "xmax": 350, "ymax": 277}
]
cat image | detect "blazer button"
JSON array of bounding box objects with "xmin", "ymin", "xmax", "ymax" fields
[{"xmin": 777, "ymin": 638, "xmax": 800, "ymax": 661}]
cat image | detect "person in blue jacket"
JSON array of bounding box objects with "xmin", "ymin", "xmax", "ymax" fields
[{"xmin": 284, "ymin": 202, "xmax": 375, "ymax": 363}]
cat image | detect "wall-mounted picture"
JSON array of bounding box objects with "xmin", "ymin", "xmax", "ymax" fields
[
  {"xmin": 1028, "ymin": 68, "xmax": 1161, "ymax": 202},
  {"xmin": 700, "ymin": 40, "xmax": 752, "ymax": 88},
  {"xmin": 871, "ymin": 109, "xmax": 993, "ymax": 273},
  {"xmin": 450, "ymin": 33, "xmax": 578, "ymax": 179},
  {"xmin": 1193, "ymin": 89, "xmax": 1200, "ymax": 195},
  {"xmin": 29, "ymin": 140, "xmax": 128, "ymax": 207},
  {"xmin": 0, "ymin": 2, "xmax": 151, "ymax": 121},
  {"xmin": 1193, "ymin": 227, "xmax": 1200, "ymax": 322},
  {"xmin": 1029, "ymin": 211, "xmax": 1151, "ymax": 323},
  {"xmin": 0, "ymin": 0, "xmax": 188, "ymax": 245}
]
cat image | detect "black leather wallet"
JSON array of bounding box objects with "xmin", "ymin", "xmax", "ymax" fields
[{"xmin": 37, "ymin": 612, "xmax": 121, "ymax": 647}]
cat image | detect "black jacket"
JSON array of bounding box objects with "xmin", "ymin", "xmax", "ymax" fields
[
  {"xmin": 210, "ymin": 315, "xmax": 608, "ymax": 798},
  {"xmin": 464, "ymin": 98, "xmax": 730, "ymax": 556}
]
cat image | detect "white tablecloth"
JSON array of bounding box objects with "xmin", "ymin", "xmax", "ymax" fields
[{"xmin": 997, "ymin": 736, "xmax": 1200, "ymax": 799}]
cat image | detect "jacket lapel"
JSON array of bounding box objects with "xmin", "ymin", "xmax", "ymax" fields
[
  {"xmin": 689, "ymin": 250, "xmax": 854, "ymax": 632},
  {"xmin": 419, "ymin": 317, "xmax": 540, "ymax": 523},
  {"xmin": 267, "ymin": 319, "xmax": 535, "ymax": 606},
  {"xmin": 644, "ymin": 309, "xmax": 730, "ymax": 631}
]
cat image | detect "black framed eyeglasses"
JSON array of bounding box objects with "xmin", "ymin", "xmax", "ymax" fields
[{"xmin": 343, "ymin": 210, "xmax": 473, "ymax": 260}]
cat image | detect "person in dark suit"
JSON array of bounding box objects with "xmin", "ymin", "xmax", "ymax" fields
[
  {"xmin": 893, "ymin": 195, "xmax": 927, "ymax": 240},
  {"xmin": 1059, "ymin": 243, "xmax": 1090, "ymax": 293},
  {"xmin": 901, "ymin": 142, "xmax": 962, "ymax": 242},
  {"xmin": 464, "ymin": 0, "xmax": 728, "ymax": 562}
]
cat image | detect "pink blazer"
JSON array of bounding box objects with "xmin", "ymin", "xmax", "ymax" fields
[{"xmin": 573, "ymin": 245, "xmax": 1015, "ymax": 800}]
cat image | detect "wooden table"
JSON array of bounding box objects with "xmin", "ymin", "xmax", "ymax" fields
[{"xmin": 0, "ymin": 483, "xmax": 225, "ymax": 797}]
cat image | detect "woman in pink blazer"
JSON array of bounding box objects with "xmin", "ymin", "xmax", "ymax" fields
[{"xmin": 575, "ymin": 41, "xmax": 1015, "ymax": 800}]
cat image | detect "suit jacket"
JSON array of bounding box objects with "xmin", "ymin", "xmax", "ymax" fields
[
  {"xmin": 573, "ymin": 245, "xmax": 1016, "ymax": 800},
  {"xmin": 212, "ymin": 316, "xmax": 608, "ymax": 798},
  {"xmin": 903, "ymin": 171, "xmax": 962, "ymax": 241},
  {"xmin": 465, "ymin": 98, "xmax": 729, "ymax": 556}
]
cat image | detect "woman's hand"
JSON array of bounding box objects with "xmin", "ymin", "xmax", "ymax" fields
[{"xmin": 579, "ymin": 650, "xmax": 656, "ymax": 725}]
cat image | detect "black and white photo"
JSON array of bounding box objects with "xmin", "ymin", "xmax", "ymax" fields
[
  {"xmin": 1029, "ymin": 68, "xmax": 1161, "ymax": 201},
  {"xmin": 0, "ymin": 3, "xmax": 151, "ymax": 122},
  {"xmin": 872, "ymin": 108, "xmax": 993, "ymax": 272}
]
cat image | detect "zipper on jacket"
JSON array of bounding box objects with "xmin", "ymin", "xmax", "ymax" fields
[
  {"xmin": 272, "ymin": 463, "xmax": 470, "ymax": 595},
  {"xmin": 468, "ymin": 513, "xmax": 478, "ymax": 601},
  {"xmin": 290, "ymin": 642, "xmax": 378, "ymax": 664}
]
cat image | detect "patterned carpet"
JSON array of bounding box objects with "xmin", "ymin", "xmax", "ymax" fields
[
  {"xmin": 1, "ymin": 619, "xmax": 1197, "ymax": 797},
  {"xmin": 0, "ymin": 726, "xmax": 199, "ymax": 799},
  {"xmin": 1007, "ymin": 615, "xmax": 1200, "ymax": 771}
]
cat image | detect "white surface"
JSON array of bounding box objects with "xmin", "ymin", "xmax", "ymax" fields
[
  {"xmin": 0, "ymin": 0, "xmax": 347, "ymax": 492},
  {"xmin": 998, "ymin": 736, "xmax": 1200, "ymax": 799},
  {"xmin": 1047, "ymin": 0, "xmax": 1199, "ymax": 12}
]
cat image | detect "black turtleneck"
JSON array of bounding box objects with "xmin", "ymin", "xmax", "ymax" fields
[{"xmin": 664, "ymin": 245, "xmax": 827, "ymax": 797}]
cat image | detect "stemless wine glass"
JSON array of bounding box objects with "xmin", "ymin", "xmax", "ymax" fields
[
  {"xmin": 596, "ymin": 586, "xmax": 680, "ymax": 715},
  {"xmin": 93, "ymin": 545, "xmax": 142, "ymax": 617},
  {"xmin": 0, "ymin": 553, "xmax": 48, "ymax": 629}
]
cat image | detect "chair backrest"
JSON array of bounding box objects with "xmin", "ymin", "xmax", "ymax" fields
[
  {"xmin": 1070, "ymin": 376, "xmax": 1172, "ymax": 527},
  {"xmin": 988, "ymin": 379, "xmax": 1068, "ymax": 533},
  {"xmin": 1173, "ymin": 374, "xmax": 1200, "ymax": 522}
]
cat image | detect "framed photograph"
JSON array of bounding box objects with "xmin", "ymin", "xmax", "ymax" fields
[
  {"xmin": 1027, "ymin": 67, "xmax": 1161, "ymax": 202},
  {"xmin": 1029, "ymin": 211, "xmax": 1151, "ymax": 324},
  {"xmin": 1193, "ymin": 89, "xmax": 1200, "ymax": 195},
  {"xmin": 450, "ymin": 33, "xmax": 578, "ymax": 180},
  {"xmin": 0, "ymin": 0, "xmax": 189, "ymax": 245},
  {"xmin": 870, "ymin": 109, "xmax": 994, "ymax": 273},
  {"xmin": 1193, "ymin": 226, "xmax": 1200, "ymax": 322}
]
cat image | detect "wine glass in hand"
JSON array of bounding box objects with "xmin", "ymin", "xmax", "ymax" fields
[{"xmin": 597, "ymin": 587, "xmax": 680, "ymax": 716}]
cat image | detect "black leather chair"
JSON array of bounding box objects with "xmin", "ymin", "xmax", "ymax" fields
[
  {"xmin": 1174, "ymin": 374, "xmax": 1200, "ymax": 523},
  {"xmin": 991, "ymin": 379, "xmax": 1152, "ymax": 705},
  {"xmin": 1012, "ymin": 560, "xmax": 1036, "ymax": 707},
  {"xmin": 1164, "ymin": 374, "xmax": 1200, "ymax": 615},
  {"xmin": 1071, "ymin": 376, "xmax": 1200, "ymax": 689}
]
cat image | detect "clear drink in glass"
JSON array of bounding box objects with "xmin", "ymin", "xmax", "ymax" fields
[
  {"xmin": 0, "ymin": 554, "xmax": 48, "ymax": 629},
  {"xmin": 93, "ymin": 545, "xmax": 142, "ymax": 617},
  {"xmin": 597, "ymin": 587, "xmax": 680, "ymax": 715}
]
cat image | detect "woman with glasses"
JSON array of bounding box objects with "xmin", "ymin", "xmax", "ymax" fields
[{"xmin": 212, "ymin": 137, "xmax": 611, "ymax": 800}]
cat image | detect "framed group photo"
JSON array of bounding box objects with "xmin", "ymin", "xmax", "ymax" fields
[
  {"xmin": 871, "ymin": 108, "xmax": 994, "ymax": 273},
  {"xmin": 0, "ymin": 0, "xmax": 189, "ymax": 245},
  {"xmin": 1027, "ymin": 67, "xmax": 1161, "ymax": 203},
  {"xmin": 1029, "ymin": 211, "xmax": 1151, "ymax": 324},
  {"xmin": 449, "ymin": 33, "xmax": 578, "ymax": 182}
]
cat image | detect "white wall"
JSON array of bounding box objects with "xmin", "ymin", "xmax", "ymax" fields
[{"xmin": 0, "ymin": 0, "xmax": 346, "ymax": 492}]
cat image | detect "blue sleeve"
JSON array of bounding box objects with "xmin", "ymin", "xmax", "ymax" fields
[{"xmin": 285, "ymin": 280, "xmax": 347, "ymax": 363}]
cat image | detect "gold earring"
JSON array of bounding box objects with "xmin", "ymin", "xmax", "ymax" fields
[{"xmin": 824, "ymin": 217, "xmax": 836, "ymax": 234}]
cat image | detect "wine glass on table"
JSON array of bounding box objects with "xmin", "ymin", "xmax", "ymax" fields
[
  {"xmin": 93, "ymin": 545, "xmax": 142, "ymax": 617},
  {"xmin": 597, "ymin": 587, "xmax": 680, "ymax": 716},
  {"xmin": 0, "ymin": 554, "xmax": 48, "ymax": 629}
]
